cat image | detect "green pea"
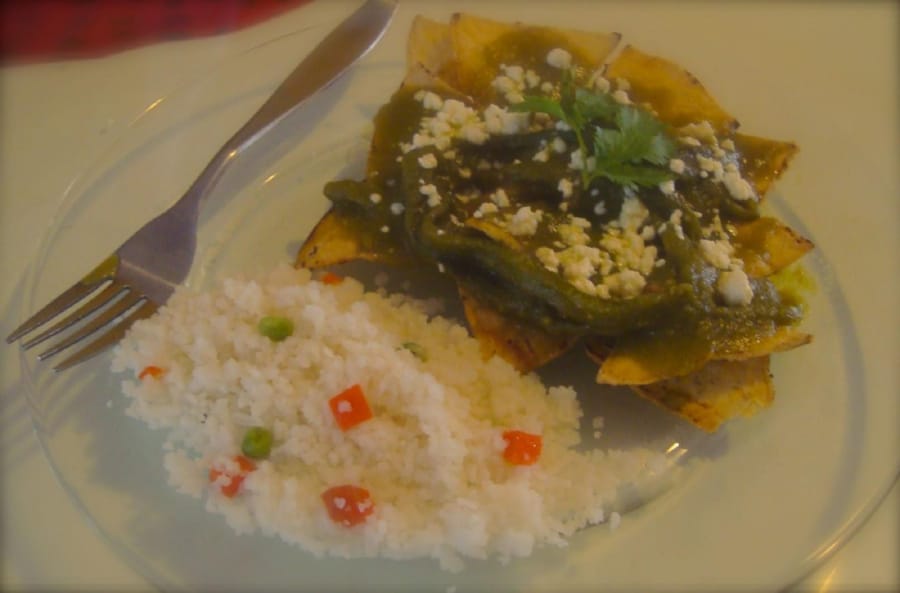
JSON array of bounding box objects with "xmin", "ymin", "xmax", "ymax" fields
[
  {"xmin": 258, "ymin": 316, "xmax": 294, "ymax": 342},
  {"xmin": 401, "ymin": 341, "xmax": 428, "ymax": 361},
  {"xmin": 241, "ymin": 426, "xmax": 273, "ymax": 459}
]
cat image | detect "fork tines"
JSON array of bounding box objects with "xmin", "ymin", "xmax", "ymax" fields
[{"xmin": 7, "ymin": 275, "xmax": 157, "ymax": 372}]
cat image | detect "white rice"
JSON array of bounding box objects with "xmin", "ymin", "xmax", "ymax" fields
[{"xmin": 111, "ymin": 264, "xmax": 661, "ymax": 571}]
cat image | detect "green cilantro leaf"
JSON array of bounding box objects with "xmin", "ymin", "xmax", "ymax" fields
[
  {"xmin": 574, "ymin": 88, "xmax": 617, "ymax": 123},
  {"xmin": 510, "ymin": 69, "xmax": 676, "ymax": 191}
]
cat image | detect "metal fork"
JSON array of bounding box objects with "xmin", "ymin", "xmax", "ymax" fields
[{"xmin": 6, "ymin": 0, "xmax": 396, "ymax": 371}]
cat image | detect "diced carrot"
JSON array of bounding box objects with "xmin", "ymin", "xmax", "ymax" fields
[
  {"xmin": 321, "ymin": 484, "xmax": 374, "ymax": 527},
  {"xmin": 208, "ymin": 455, "xmax": 256, "ymax": 498},
  {"xmin": 501, "ymin": 430, "xmax": 542, "ymax": 466},
  {"xmin": 138, "ymin": 365, "xmax": 165, "ymax": 380},
  {"xmin": 321, "ymin": 272, "xmax": 344, "ymax": 285},
  {"xmin": 328, "ymin": 384, "xmax": 373, "ymax": 431}
]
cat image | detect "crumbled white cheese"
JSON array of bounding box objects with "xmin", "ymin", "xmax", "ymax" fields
[
  {"xmin": 490, "ymin": 189, "xmax": 511, "ymax": 208},
  {"xmin": 717, "ymin": 269, "xmax": 754, "ymax": 306},
  {"xmin": 699, "ymin": 239, "xmax": 733, "ymax": 269},
  {"xmin": 669, "ymin": 158, "xmax": 686, "ymax": 174},
  {"xmin": 532, "ymin": 146, "xmax": 550, "ymax": 163},
  {"xmin": 721, "ymin": 138, "xmax": 736, "ymax": 151},
  {"xmin": 558, "ymin": 178, "xmax": 574, "ymax": 199},
  {"xmin": 461, "ymin": 123, "xmax": 489, "ymax": 145},
  {"xmin": 618, "ymin": 196, "xmax": 649, "ymax": 231},
  {"xmin": 611, "ymin": 89, "xmax": 631, "ymax": 105},
  {"xmin": 546, "ymin": 48, "xmax": 573, "ymax": 69},
  {"xmin": 390, "ymin": 203, "xmax": 405, "ymax": 215},
  {"xmin": 483, "ymin": 104, "xmax": 530, "ymax": 135},
  {"xmin": 473, "ymin": 202, "xmax": 498, "ymax": 219},
  {"xmin": 525, "ymin": 69, "xmax": 541, "ymax": 89},
  {"xmin": 504, "ymin": 65, "xmax": 524, "ymax": 83},
  {"xmin": 557, "ymin": 222, "xmax": 590, "ymax": 246},
  {"xmin": 659, "ymin": 179, "xmax": 676, "ymax": 195},
  {"xmin": 506, "ymin": 206, "xmax": 543, "ymax": 237},
  {"xmin": 569, "ymin": 149, "xmax": 585, "ymax": 171},
  {"xmin": 593, "ymin": 75, "xmax": 611, "ymax": 93},
  {"xmin": 679, "ymin": 120, "xmax": 717, "ymax": 145},
  {"xmin": 535, "ymin": 246, "xmax": 560, "ymax": 272},
  {"xmin": 723, "ymin": 170, "xmax": 756, "ymax": 201},
  {"xmin": 668, "ymin": 209, "xmax": 685, "ymax": 239},
  {"xmin": 559, "ymin": 244, "xmax": 603, "ymax": 283},
  {"xmin": 697, "ymin": 154, "xmax": 724, "ymax": 181},
  {"xmin": 551, "ymin": 137, "xmax": 567, "ymax": 154},
  {"xmin": 419, "ymin": 183, "xmax": 442, "ymax": 207},
  {"xmin": 369, "ymin": 193, "xmax": 382, "ymax": 204},
  {"xmin": 593, "ymin": 201, "xmax": 607, "ymax": 216},
  {"xmin": 417, "ymin": 153, "xmax": 438, "ymax": 169},
  {"xmin": 603, "ymin": 269, "xmax": 647, "ymax": 298},
  {"xmin": 570, "ymin": 216, "xmax": 592, "ymax": 229}
]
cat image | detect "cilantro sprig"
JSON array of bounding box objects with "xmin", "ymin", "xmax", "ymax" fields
[{"xmin": 511, "ymin": 70, "xmax": 675, "ymax": 190}]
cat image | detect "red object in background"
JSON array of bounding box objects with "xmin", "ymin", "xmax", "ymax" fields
[{"xmin": 1, "ymin": 0, "xmax": 312, "ymax": 63}]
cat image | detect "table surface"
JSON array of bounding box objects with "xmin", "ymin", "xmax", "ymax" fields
[{"xmin": 1, "ymin": 2, "xmax": 897, "ymax": 590}]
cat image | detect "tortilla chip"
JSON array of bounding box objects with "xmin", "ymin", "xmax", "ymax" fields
[
  {"xmin": 407, "ymin": 16, "xmax": 455, "ymax": 80},
  {"xmin": 459, "ymin": 284, "xmax": 576, "ymax": 373},
  {"xmin": 594, "ymin": 330, "xmax": 712, "ymax": 386},
  {"xmin": 605, "ymin": 45, "xmax": 737, "ymax": 133},
  {"xmin": 593, "ymin": 322, "xmax": 810, "ymax": 385},
  {"xmin": 633, "ymin": 356, "xmax": 774, "ymax": 433},
  {"xmin": 450, "ymin": 13, "xmax": 620, "ymax": 104},
  {"xmin": 714, "ymin": 326, "xmax": 812, "ymax": 361},
  {"xmin": 295, "ymin": 208, "xmax": 408, "ymax": 269},
  {"xmin": 733, "ymin": 133, "xmax": 799, "ymax": 198},
  {"xmin": 733, "ymin": 216, "xmax": 815, "ymax": 277}
]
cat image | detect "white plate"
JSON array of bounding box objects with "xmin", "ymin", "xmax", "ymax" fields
[{"xmin": 19, "ymin": 2, "xmax": 899, "ymax": 591}]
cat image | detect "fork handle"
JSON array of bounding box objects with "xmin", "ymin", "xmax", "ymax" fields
[{"xmin": 176, "ymin": 0, "xmax": 396, "ymax": 212}]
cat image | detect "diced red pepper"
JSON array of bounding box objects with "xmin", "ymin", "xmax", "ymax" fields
[
  {"xmin": 138, "ymin": 365, "xmax": 165, "ymax": 380},
  {"xmin": 328, "ymin": 384, "xmax": 373, "ymax": 431},
  {"xmin": 208, "ymin": 455, "xmax": 256, "ymax": 498},
  {"xmin": 321, "ymin": 484, "xmax": 374, "ymax": 527},
  {"xmin": 321, "ymin": 272, "xmax": 344, "ymax": 285},
  {"xmin": 502, "ymin": 430, "xmax": 542, "ymax": 466}
]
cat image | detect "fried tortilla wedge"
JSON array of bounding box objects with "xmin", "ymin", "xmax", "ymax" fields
[
  {"xmin": 733, "ymin": 216, "xmax": 815, "ymax": 277},
  {"xmin": 460, "ymin": 284, "xmax": 577, "ymax": 373},
  {"xmin": 449, "ymin": 13, "xmax": 621, "ymax": 104},
  {"xmin": 407, "ymin": 16, "xmax": 455, "ymax": 81},
  {"xmin": 295, "ymin": 208, "xmax": 409, "ymax": 269},
  {"xmin": 632, "ymin": 356, "xmax": 775, "ymax": 433},
  {"xmin": 734, "ymin": 133, "xmax": 799, "ymax": 199},
  {"xmin": 714, "ymin": 326, "xmax": 812, "ymax": 361},
  {"xmin": 593, "ymin": 324, "xmax": 810, "ymax": 386},
  {"xmin": 590, "ymin": 330, "xmax": 712, "ymax": 386},
  {"xmin": 604, "ymin": 45, "xmax": 738, "ymax": 133}
]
